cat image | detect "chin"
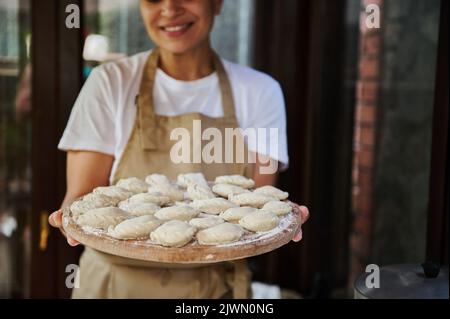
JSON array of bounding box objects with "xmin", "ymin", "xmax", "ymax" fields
[{"xmin": 158, "ymin": 42, "xmax": 204, "ymax": 56}]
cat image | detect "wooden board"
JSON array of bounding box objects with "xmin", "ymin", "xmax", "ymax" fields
[{"xmin": 62, "ymin": 202, "xmax": 302, "ymax": 264}]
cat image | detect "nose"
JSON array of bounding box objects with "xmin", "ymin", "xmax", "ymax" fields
[{"xmin": 161, "ymin": 0, "xmax": 184, "ymax": 18}]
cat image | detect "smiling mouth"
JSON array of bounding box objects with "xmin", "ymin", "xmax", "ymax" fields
[{"xmin": 160, "ymin": 22, "xmax": 194, "ymax": 33}]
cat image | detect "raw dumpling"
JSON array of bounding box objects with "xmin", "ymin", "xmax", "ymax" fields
[
  {"xmin": 149, "ymin": 185, "xmax": 185, "ymax": 202},
  {"xmin": 70, "ymin": 200, "xmax": 100, "ymax": 220},
  {"xmin": 214, "ymin": 175, "xmax": 255, "ymax": 189},
  {"xmin": 145, "ymin": 173, "xmax": 172, "ymax": 188},
  {"xmin": 118, "ymin": 201, "xmax": 160, "ymax": 216},
  {"xmin": 127, "ymin": 192, "xmax": 171, "ymax": 206},
  {"xmin": 262, "ymin": 201, "xmax": 292, "ymax": 216},
  {"xmin": 177, "ymin": 173, "xmax": 209, "ymax": 189},
  {"xmin": 196, "ymin": 222, "xmax": 244, "ymax": 245},
  {"xmin": 82, "ymin": 193, "xmax": 120, "ymax": 206},
  {"xmin": 219, "ymin": 207, "xmax": 258, "ymax": 222},
  {"xmin": 254, "ymin": 185, "xmax": 289, "ymax": 200},
  {"xmin": 93, "ymin": 186, "xmax": 134, "ymax": 201},
  {"xmin": 116, "ymin": 177, "xmax": 149, "ymax": 194},
  {"xmin": 108, "ymin": 215, "xmax": 162, "ymax": 240},
  {"xmin": 239, "ymin": 210, "xmax": 279, "ymax": 232},
  {"xmin": 228, "ymin": 193, "xmax": 277, "ymax": 208},
  {"xmin": 154, "ymin": 205, "xmax": 200, "ymax": 221},
  {"xmin": 212, "ymin": 183, "xmax": 250, "ymax": 198},
  {"xmin": 187, "ymin": 184, "xmax": 216, "ymax": 200},
  {"xmin": 190, "ymin": 198, "xmax": 238, "ymax": 215},
  {"xmin": 150, "ymin": 220, "xmax": 196, "ymax": 247},
  {"xmin": 189, "ymin": 216, "xmax": 224, "ymax": 229},
  {"xmin": 76, "ymin": 207, "xmax": 129, "ymax": 230}
]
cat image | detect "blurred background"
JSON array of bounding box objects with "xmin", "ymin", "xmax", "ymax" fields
[{"xmin": 0, "ymin": 0, "xmax": 448, "ymax": 298}]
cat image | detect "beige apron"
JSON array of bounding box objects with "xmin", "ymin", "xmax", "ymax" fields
[{"xmin": 72, "ymin": 48, "xmax": 254, "ymax": 299}]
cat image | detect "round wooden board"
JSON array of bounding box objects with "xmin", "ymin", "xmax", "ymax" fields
[{"xmin": 62, "ymin": 202, "xmax": 302, "ymax": 264}]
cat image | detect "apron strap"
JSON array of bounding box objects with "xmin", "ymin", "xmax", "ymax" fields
[
  {"xmin": 137, "ymin": 48, "xmax": 238, "ymax": 151},
  {"xmin": 212, "ymin": 52, "xmax": 237, "ymax": 122},
  {"xmin": 138, "ymin": 48, "xmax": 160, "ymax": 150}
]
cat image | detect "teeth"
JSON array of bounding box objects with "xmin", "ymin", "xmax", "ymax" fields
[{"xmin": 164, "ymin": 24, "xmax": 188, "ymax": 32}]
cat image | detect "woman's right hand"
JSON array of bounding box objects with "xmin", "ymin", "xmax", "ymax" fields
[{"xmin": 48, "ymin": 210, "xmax": 80, "ymax": 247}]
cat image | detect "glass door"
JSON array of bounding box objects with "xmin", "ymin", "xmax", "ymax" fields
[{"xmin": 0, "ymin": 0, "xmax": 32, "ymax": 298}]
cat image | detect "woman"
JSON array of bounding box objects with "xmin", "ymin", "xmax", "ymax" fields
[{"xmin": 49, "ymin": 0, "xmax": 309, "ymax": 299}]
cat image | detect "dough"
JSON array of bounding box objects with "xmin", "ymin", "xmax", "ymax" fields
[
  {"xmin": 214, "ymin": 175, "xmax": 255, "ymax": 189},
  {"xmin": 254, "ymin": 185, "xmax": 289, "ymax": 200},
  {"xmin": 219, "ymin": 207, "xmax": 258, "ymax": 222},
  {"xmin": 239, "ymin": 210, "xmax": 279, "ymax": 232},
  {"xmin": 190, "ymin": 198, "xmax": 238, "ymax": 215},
  {"xmin": 108, "ymin": 215, "xmax": 162, "ymax": 240},
  {"xmin": 189, "ymin": 216, "xmax": 224, "ymax": 229},
  {"xmin": 70, "ymin": 200, "xmax": 100, "ymax": 220},
  {"xmin": 149, "ymin": 185, "xmax": 185, "ymax": 202},
  {"xmin": 145, "ymin": 173, "xmax": 172, "ymax": 188},
  {"xmin": 212, "ymin": 183, "xmax": 250, "ymax": 198},
  {"xmin": 76, "ymin": 207, "xmax": 129, "ymax": 230},
  {"xmin": 82, "ymin": 193, "xmax": 120, "ymax": 207},
  {"xmin": 196, "ymin": 222, "xmax": 244, "ymax": 245},
  {"xmin": 150, "ymin": 220, "xmax": 196, "ymax": 247},
  {"xmin": 228, "ymin": 193, "xmax": 277, "ymax": 208},
  {"xmin": 93, "ymin": 186, "xmax": 134, "ymax": 201},
  {"xmin": 177, "ymin": 173, "xmax": 209, "ymax": 188},
  {"xmin": 187, "ymin": 184, "xmax": 216, "ymax": 200},
  {"xmin": 127, "ymin": 192, "xmax": 172, "ymax": 206},
  {"xmin": 154, "ymin": 205, "xmax": 200, "ymax": 221},
  {"xmin": 262, "ymin": 201, "xmax": 292, "ymax": 216},
  {"xmin": 118, "ymin": 201, "xmax": 160, "ymax": 216},
  {"xmin": 116, "ymin": 177, "xmax": 149, "ymax": 194}
]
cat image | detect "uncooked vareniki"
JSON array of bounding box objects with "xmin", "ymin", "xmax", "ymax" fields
[
  {"xmin": 262, "ymin": 201, "xmax": 292, "ymax": 216},
  {"xmin": 239, "ymin": 210, "xmax": 279, "ymax": 232},
  {"xmin": 145, "ymin": 173, "xmax": 172, "ymax": 188},
  {"xmin": 127, "ymin": 192, "xmax": 171, "ymax": 206},
  {"xmin": 108, "ymin": 215, "xmax": 162, "ymax": 240},
  {"xmin": 254, "ymin": 185, "xmax": 289, "ymax": 200},
  {"xmin": 82, "ymin": 193, "xmax": 121, "ymax": 206},
  {"xmin": 187, "ymin": 184, "xmax": 216, "ymax": 200},
  {"xmin": 190, "ymin": 198, "xmax": 238, "ymax": 215},
  {"xmin": 196, "ymin": 222, "xmax": 244, "ymax": 245},
  {"xmin": 118, "ymin": 201, "xmax": 160, "ymax": 216},
  {"xmin": 214, "ymin": 175, "xmax": 255, "ymax": 189},
  {"xmin": 219, "ymin": 207, "xmax": 258, "ymax": 223},
  {"xmin": 116, "ymin": 177, "xmax": 149, "ymax": 194},
  {"xmin": 76, "ymin": 207, "xmax": 129, "ymax": 230},
  {"xmin": 189, "ymin": 216, "xmax": 225, "ymax": 229},
  {"xmin": 177, "ymin": 173, "xmax": 209, "ymax": 189},
  {"xmin": 93, "ymin": 186, "xmax": 134, "ymax": 201},
  {"xmin": 212, "ymin": 183, "xmax": 250, "ymax": 198},
  {"xmin": 150, "ymin": 220, "xmax": 196, "ymax": 247},
  {"xmin": 228, "ymin": 193, "xmax": 277, "ymax": 208},
  {"xmin": 149, "ymin": 185, "xmax": 185, "ymax": 202},
  {"xmin": 154, "ymin": 205, "xmax": 200, "ymax": 221}
]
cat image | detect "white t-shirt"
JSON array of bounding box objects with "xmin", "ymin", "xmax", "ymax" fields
[{"xmin": 58, "ymin": 50, "xmax": 289, "ymax": 183}]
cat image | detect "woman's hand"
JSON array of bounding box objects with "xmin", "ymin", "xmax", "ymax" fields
[
  {"xmin": 293, "ymin": 205, "xmax": 310, "ymax": 242},
  {"xmin": 48, "ymin": 210, "xmax": 80, "ymax": 247}
]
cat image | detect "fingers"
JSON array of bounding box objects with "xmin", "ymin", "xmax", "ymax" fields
[
  {"xmin": 49, "ymin": 210, "xmax": 80, "ymax": 246},
  {"xmin": 67, "ymin": 236, "xmax": 80, "ymax": 247},
  {"xmin": 299, "ymin": 206, "xmax": 310, "ymax": 224},
  {"xmin": 48, "ymin": 210, "xmax": 62, "ymax": 228},
  {"xmin": 292, "ymin": 228, "xmax": 302, "ymax": 242}
]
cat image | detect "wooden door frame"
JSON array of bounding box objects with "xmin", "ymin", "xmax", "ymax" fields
[{"xmin": 30, "ymin": 0, "xmax": 83, "ymax": 298}]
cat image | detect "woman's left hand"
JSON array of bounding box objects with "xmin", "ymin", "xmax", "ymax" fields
[{"xmin": 293, "ymin": 206, "xmax": 310, "ymax": 242}]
